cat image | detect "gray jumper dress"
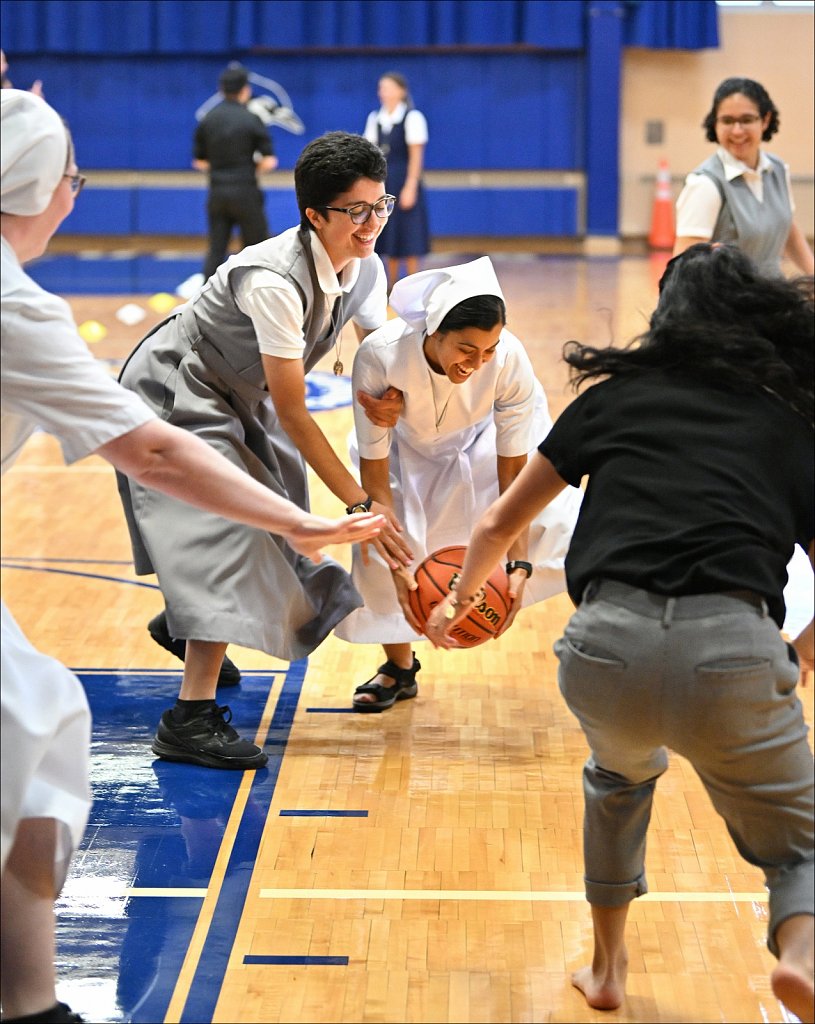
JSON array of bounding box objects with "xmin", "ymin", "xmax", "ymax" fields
[
  {"xmin": 696, "ymin": 151, "xmax": 792, "ymax": 276},
  {"xmin": 117, "ymin": 228, "xmax": 380, "ymax": 660}
]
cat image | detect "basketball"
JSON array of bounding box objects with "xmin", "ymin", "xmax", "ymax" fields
[{"xmin": 408, "ymin": 545, "xmax": 512, "ymax": 648}]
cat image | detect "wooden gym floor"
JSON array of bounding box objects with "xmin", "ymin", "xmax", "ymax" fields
[{"xmin": 1, "ymin": 250, "xmax": 812, "ymax": 1024}]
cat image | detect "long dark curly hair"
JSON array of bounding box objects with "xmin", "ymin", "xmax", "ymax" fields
[{"xmin": 564, "ymin": 244, "xmax": 814, "ymax": 425}]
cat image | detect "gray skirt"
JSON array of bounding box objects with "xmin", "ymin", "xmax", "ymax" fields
[{"xmin": 116, "ymin": 307, "xmax": 362, "ymax": 661}]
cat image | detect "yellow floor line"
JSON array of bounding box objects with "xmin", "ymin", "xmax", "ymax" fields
[{"xmin": 162, "ymin": 680, "xmax": 282, "ymax": 1024}]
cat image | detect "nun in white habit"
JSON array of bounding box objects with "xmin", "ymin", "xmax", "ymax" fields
[{"xmin": 335, "ymin": 257, "xmax": 583, "ymax": 710}]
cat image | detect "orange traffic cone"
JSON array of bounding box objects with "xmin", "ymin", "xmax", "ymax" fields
[{"xmin": 648, "ymin": 159, "xmax": 675, "ymax": 250}]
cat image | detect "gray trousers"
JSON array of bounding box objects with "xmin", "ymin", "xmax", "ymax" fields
[{"xmin": 555, "ymin": 579, "xmax": 814, "ymax": 957}]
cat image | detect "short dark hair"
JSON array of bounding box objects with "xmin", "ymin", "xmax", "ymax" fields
[
  {"xmin": 436, "ymin": 295, "xmax": 507, "ymax": 335},
  {"xmin": 294, "ymin": 131, "xmax": 387, "ymax": 231},
  {"xmin": 219, "ymin": 64, "xmax": 249, "ymax": 97},
  {"xmin": 702, "ymin": 77, "xmax": 779, "ymax": 142}
]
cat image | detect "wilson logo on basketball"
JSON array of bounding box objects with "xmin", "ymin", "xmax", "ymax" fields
[
  {"xmin": 408, "ymin": 545, "xmax": 512, "ymax": 649},
  {"xmin": 448, "ymin": 573, "xmax": 503, "ymax": 627}
]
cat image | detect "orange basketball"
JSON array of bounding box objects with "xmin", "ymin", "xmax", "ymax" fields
[{"xmin": 409, "ymin": 545, "xmax": 512, "ymax": 648}]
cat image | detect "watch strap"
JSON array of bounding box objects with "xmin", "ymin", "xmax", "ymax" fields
[
  {"xmin": 345, "ymin": 496, "xmax": 373, "ymax": 515},
  {"xmin": 505, "ymin": 559, "xmax": 533, "ymax": 578}
]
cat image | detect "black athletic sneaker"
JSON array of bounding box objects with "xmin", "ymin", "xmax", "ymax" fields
[
  {"xmin": 151, "ymin": 704, "xmax": 268, "ymax": 770},
  {"xmin": 147, "ymin": 611, "xmax": 241, "ymax": 687},
  {"xmin": 4, "ymin": 1002, "xmax": 85, "ymax": 1023}
]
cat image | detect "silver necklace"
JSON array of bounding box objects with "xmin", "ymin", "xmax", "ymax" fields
[{"xmin": 426, "ymin": 365, "xmax": 454, "ymax": 432}]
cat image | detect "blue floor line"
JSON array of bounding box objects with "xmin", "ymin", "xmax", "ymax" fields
[
  {"xmin": 53, "ymin": 668, "xmax": 304, "ymax": 1024},
  {"xmin": 278, "ymin": 809, "xmax": 368, "ymax": 817},
  {"xmin": 243, "ymin": 955, "xmax": 349, "ymax": 966},
  {"xmin": 179, "ymin": 660, "xmax": 308, "ymax": 1024}
]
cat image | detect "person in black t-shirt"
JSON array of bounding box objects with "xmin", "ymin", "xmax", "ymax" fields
[
  {"xmin": 193, "ymin": 63, "xmax": 278, "ymax": 280},
  {"xmin": 426, "ymin": 244, "xmax": 814, "ymax": 1023}
]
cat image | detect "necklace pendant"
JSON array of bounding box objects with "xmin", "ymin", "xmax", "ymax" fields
[{"xmin": 333, "ymin": 359, "xmax": 344, "ymax": 376}]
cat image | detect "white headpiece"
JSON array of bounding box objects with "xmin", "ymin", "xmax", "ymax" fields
[
  {"xmin": 1, "ymin": 89, "xmax": 68, "ymax": 216},
  {"xmin": 389, "ymin": 256, "xmax": 505, "ymax": 335}
]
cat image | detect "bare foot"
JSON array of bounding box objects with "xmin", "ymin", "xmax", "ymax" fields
[
  {"xmin": 572, "ymin": 964, "xmax": 626, "ymax": 1011},
  {"xmin": 772, "ymin": 962, "xmax": 815, "ymax": 1023}
]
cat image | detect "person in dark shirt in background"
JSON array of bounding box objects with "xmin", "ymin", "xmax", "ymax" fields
[{"xmin": 193, "ymin": 63, "xmax": 278, "ymax": 280}]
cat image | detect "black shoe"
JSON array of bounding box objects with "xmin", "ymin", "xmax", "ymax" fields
[
  {"xmin": 4, "ymin": 1002, "xmax": 85, "ymax": 1023},
  {"xmin": 151, "ymin": 704, "xmax": 268, "ymax": 770},
  {"xmin": 148, "ymin": 611, "xmax": 241, "ymax": 687}
]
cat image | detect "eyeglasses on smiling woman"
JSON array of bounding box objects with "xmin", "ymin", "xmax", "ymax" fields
[
  {"xmin": 63, "ymin": 172, "xmax": 87, "ymax": 195},
  {"xmin": 321, "ymin": 195, "xmax": 395, "ymax": 225},
  {"xmin": 715, "ymin": 115, "xmax": 762, "ymax": 128}
]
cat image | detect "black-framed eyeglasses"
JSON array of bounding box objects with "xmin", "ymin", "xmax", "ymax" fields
[
  {"xmin": 63, "ymin": 173, "xmax": 87, "ymax": 195},
  {"xmin": 715, "ymin": 115, "xmax": 762, "ymax": 128},
  {"xmin": 322, "ymin": 195, "xmax": 395, "ymax": 225}
]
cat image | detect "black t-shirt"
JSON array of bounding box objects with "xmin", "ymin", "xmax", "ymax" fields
[
  {"xmin": 193, "ymin": 99, "xmax": 273, "ymax": 188},
  {"xmin": 539, "ymin": 370, "xmax": 814, "ymax": 627}
]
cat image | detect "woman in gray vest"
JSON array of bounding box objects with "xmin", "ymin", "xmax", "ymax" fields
[
  {"xmin": 674, "ymin": 77, "xmax": 814, "ymax": 277},
  {"xmin": 117, "ymin": 131, "xmax": 412, "ymax": 771}
]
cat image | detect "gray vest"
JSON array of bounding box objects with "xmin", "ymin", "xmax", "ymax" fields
[
  {"xmin": 695, "ymin": 152, "xmax": 791, "ymax": 275},
  {"xmin": 191, "ymin": 226, "xmax": 380, "ymax": 388}
]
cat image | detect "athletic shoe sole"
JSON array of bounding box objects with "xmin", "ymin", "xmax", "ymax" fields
[{"xmin": 151, "ymin": 738, "xmax": 268, "ymax": 770}]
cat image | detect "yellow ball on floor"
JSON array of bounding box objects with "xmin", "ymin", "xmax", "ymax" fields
[
  {"xmin": 147, "ymin": 292, "xmax": 180, "ymax": 314},
  {"xmin": 77, "ymin": 320, "xmax": 108, "ymax": 343}
]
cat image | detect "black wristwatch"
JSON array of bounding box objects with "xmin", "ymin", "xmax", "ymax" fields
[
  {"xmin": 505, "ymin": 560, "xmax": 533, "ymax": 578},
  {"xmin": 345, "ymin": 496, "xmax": 373, "ymax": 514}
]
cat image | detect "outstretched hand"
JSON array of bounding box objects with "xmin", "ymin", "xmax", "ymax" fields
[
  {"xmin": 359, "ymin": 501, "xmax": 414, "ymax": 570},
  {"xmin": 391, "ymin": 565, "xmax": 423, "ymax": 633},
  {"xmin": 424, "ymin": 591, "xmax": 468, "ymax": 649},
  {"xmin": 286, "ymin": 512, "xmax": 385, "ymax": 563}
]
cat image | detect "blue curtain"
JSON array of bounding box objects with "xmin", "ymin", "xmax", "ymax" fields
[
  {"xmin": 1, "ymin": 0, "xmax": 717, "ymax": 54},
  {"xmin": 623, "ymin": 0, "xmax": 719, "ymax": 49}
]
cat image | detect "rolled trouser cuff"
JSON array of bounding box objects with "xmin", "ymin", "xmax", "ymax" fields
[{"xmin": 585, "ymin": 873, "xmax": 648, "ymax": 907}]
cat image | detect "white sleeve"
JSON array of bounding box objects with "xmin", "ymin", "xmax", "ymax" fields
[
  {"xmin": 1, "ymin": 288, "xmax": 155, "ymax": 465},
  {"xmin": 404, "ymin": 109, "xmax": 428, "ymax": 146},
  {"xmin": 675, "ymin": 172, "xmax": 722, "ymax": 240},
  {"xmin": 493, "ymin": 337, "xmax": 541, "ymax": 458},
  {"xmin": 352, "ymin": 258, "xmax": 389, "ymax": 331},
  {"xmin": 350, "ymin": 339, "xmax": 392, "ymax": 461},
  {"xmin": 234, "ymin": 268, "xmax": 307, "ymax": 359},
  {"xmin": 363, "ymin": 111, "xmax": 379, "ymax": 144}
]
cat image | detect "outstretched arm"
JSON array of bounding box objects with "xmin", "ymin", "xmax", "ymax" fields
[
  {"xmin": 98, "ymin": 418, "xmax": 384, "ymax": 562},
  {"xmin": 263, "ymin": 353, "xmax": 412, "ymax": 567}
]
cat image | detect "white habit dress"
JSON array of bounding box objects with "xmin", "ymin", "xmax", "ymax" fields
[{"xmin": 335, "ymin": 316, "xmax": 582, "ymax": 645}]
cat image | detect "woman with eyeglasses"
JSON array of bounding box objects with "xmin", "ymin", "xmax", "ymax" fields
[
  {"xmin": 674, "ymin": 77, "xmax": 814, "ymax": 276},
  {"xmin": 426, "ymin": 244, "xmax": 814, "ymax": 1022},
  {"xmin": 1, "ymin": 93, "xmax": 385, "ymax": 1024},
  {"xmin": 116, "ymin": 131, "xmax": 412, "ymax": 771}
]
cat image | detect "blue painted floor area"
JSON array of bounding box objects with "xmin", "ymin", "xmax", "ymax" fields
[
  {"xmin": 26, "ymin": 254, "xmax": 204, "ymax": 295},
  {"xmin": 55, "ymin": 664, "xmax": 306, "ymax": 1024}
]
